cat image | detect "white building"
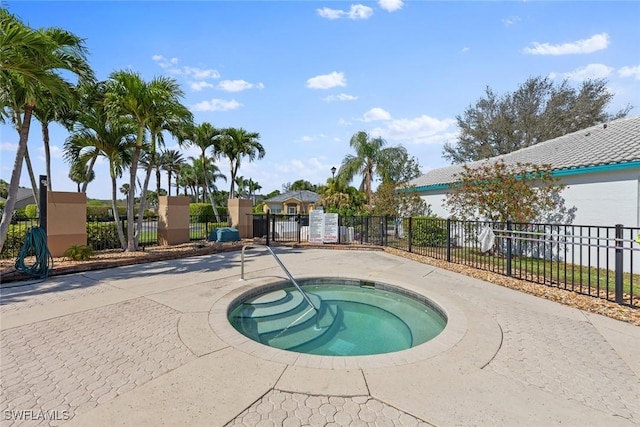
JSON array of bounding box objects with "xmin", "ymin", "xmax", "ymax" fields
[{"xmin": 408, "ymin": 115, "xmax": 640, "ymax": 228}]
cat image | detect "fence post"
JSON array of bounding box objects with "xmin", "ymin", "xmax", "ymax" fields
[
  {"xmin": 506, "ymin": 220, "xmax": 513, "ymax": 277},
  {"xmin": 446, "ymin": 218, "xmax": 451, "ymax": 262},
  {"xmin": 615, "ymin": 224, "xmax": 623, "ymax": 304},
  {"xmin": 408, "ymin": 217, "xmax": 413, "ymax": 253},
  {"xmin": 266, "ymin": 212, "xmax": 270, "ymax": 246},
  {"xmin": 39, "ymin": 175, "xmax": 48, "ymax": 233}
]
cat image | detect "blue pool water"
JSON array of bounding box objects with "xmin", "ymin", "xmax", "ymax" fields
[{"xmin": 228, "ymin": 281, "xmax": 446, "ymax": 356}]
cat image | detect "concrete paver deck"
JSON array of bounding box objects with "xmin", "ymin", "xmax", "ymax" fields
[{"xmin": 1, "ymin": 248, "xmax": 639, "ymax": 426}]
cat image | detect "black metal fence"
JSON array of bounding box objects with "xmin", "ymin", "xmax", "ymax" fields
[
  {"xmin": 0, "ymin": 215, "xmax": 229, "ymax": 258},
  {"xmin": 2, "ymin": 213, "xmax": 638, "ymax": 308},
  {"xmin": 386, "ymin": 218, "xmax": 639, "ymax": 309}
]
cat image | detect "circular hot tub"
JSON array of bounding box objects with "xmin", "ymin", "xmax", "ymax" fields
[{"xmin": 228, "ymin": 278, "xmax": 447, "ymax": 357}]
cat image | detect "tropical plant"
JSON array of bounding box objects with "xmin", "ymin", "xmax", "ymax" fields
[
  {"xmin": 64, "ymin": 100, "xmax": 136, "ymax": 249},
  {"xmin": 338, "ymin": 131, "xmax": 406, "ymax": 205},
  {"xmin": 160, "ymin": 149, "xmax": 185, "ymax": 196},
  {"xmin": 217, "ymin": 127, "xmax": 265, "ymax": 199},
  {"xmin": 0, "ymin": 10, "xmax": 94, "ymax": 252},
  {"xmin": 63, "ymin": 244, "xmax": 94, "ymax": 261},
  {"xmin": 104, "ymin": 70, "xmax": 187, "ymax": 251},
  {"xmin": 68, "ymin": 158, "xmax": 95, "ymax": 191},
  {"xmin": 178, "ymin": 122, "xmax": 224, "ymax": 222}
]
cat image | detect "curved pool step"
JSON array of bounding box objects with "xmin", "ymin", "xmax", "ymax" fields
[
  {"xmin": 245, "ymin": 289, "xmax": 289, "ymax": 306},
  {"xmin": 235, "ymin": 292, "xmax": 303, "ymax": 318},
  {"xmin": 263, "ymin": 303, "xmax": 340, "ymax": 350},
  {"xmin": 253, "ymin": 294, "xmax": 322, "ymax": 335}
]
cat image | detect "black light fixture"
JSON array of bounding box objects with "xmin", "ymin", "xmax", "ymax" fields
[{"xmin": 331, "ymin": 166, "xmax": 336, "ymax": 180}]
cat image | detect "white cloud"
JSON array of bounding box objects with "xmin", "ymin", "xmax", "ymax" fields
[
  {"xmin": 0, "ymin": 142, "xmax": 16, "ymax": 151},
  {"xmin": 300, "ymin": 136, "xmax": 313, "ymax": 142},
  {"xmin": 152, "ymin": 54, "xmax": 178, "ymax": 68},
  {"xmin": 554, "ymin": 63, "xmax": 614, "ymax": 81},
  {"xmin": 619, "ymin": 65, "xmax": 640, "ymax": 80},
  {"xmin": 317, "ymin": 4, "xmax": 373, "ymax": 20},
  {"xmin": 217, "ymin": 80, "xmax": 264, "ymax": 92},
  {"xmin": 182, "ymin": 66, "xmax": 221, "ymax": 79},
  {"xmin": 370, "ymin": 115, "xmax": 458, "ymax": 145},
  {"xmin": 379, "ymin": 0, "xmax": 403, "ymax": 12},
  {"xmin": 190, "ymin": 81, "xmax": 214, "ymax": 91},
  {"xmin": 306, "ymin": 71, "xmax": 347, "ymax": 89},
  {"xmin": 502, "ymin": 16, "xmax": 520, "ymax": 26},
  {"xmin": 461, "ymin": 47, "xmax": 470, "ymax": 53},
  {"xmin": 323, "ymin": 93, "xmax": 358, "ymax": 102},
  {"xmin": 191, "ymin": 98, "xmax": 242, "ymax": 112},
  {"xmin": 362, "ymin": 107, "xmax": 391, "ymax": 122},
  {"xmin": 523, "ymin": 33, "xmax": 609, "ymax": 55}
]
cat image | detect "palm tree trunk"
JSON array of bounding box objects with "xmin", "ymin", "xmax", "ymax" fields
[
  {"xmin": 111, "ymin": 175, "xmax": 126, "ymax": 250},
  {"xmin": 136, "ymin": 163, "xmax": 153, "ymax": 244},
  {"xmin": 126, "ymin": 128, "xmax": 144, "ymax": 252},
  {"xmin": 0, "ymin": 106, "xmax": 33, "ymax": 252},
  {"xmin": 23, "ymin": 145, "xmax": 39, "ymax": 210},
  {"xmin": 81, "ymin": 155, "xmax": 98, "ymax": 193}
]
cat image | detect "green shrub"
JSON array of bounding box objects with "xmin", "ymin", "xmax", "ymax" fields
[
  {"xmin": 63, "ymin": 245, "xmax": 94, "ymax": 261},
  {"xmin": 410, "ymin": 216, "xmax": 448, "ymax": 247},
  {"xmin": 24, "ymin": 204, "xmax": 38, "ymax": 219},
  {"xmin": 0, "ymin": 223, "xmax": 29, "ymax": 258},
  {"xmin": 87, "ymin": 222, "xmax": 122, "ymax": 250}
]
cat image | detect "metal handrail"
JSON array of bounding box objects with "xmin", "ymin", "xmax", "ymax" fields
[{"xmin": 240, "ymin": 244, "xmax": 319, "ymax": 313}]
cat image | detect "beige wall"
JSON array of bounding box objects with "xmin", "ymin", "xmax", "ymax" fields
[
  {"xmin": 228, "ymin": 198, "xmax": 253, "ymax": 238},
  {"xmin": 157, "ymin": 196, "xmax": 190, "ymax": 246},
  {"xmin": 47, "ymin": 191, "xmax": 87, "ymax": 257}
]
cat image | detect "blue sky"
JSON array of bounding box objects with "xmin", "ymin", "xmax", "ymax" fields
[{"xmin": 1, "ymin": 1, "xmax": 639, "ymax": 200}]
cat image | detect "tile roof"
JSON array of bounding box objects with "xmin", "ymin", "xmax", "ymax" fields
[
  {"xmin": 409, "ymin": 115, "xmax": 640, "ymax": 188},
  {"xmin": 264, "ymin": 190, "xmax": 321, "ymax": 203}
]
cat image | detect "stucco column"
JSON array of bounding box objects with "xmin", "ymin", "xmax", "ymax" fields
[
  {"xmin": 157, "ymin": 196, "xmax": 190, "ymax": 246},
  {"xmin": 228, "ymin": 198, "xmax": 253, "ymax": 239},
  {"xmin": 47, "ymin": 192, "xmax": 87, "ymax": 257}
]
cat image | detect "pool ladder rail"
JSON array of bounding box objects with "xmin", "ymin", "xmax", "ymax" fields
[{"xmin": 240, "ymin": 244, "xmax": 320, "ymax": 313}]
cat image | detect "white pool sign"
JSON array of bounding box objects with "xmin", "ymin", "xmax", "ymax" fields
[{"xmin": 308, "ymin": 209, "xmax": 339, "ymax": 244}]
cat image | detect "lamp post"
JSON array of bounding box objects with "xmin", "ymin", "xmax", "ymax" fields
[{"xmin": 331, "ymin": 166, "xmax": 336, "ymax": 181}]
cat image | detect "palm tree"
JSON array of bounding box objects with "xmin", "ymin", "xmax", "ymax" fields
[
  {"xmin": 217, "ymin": 127, "xmax": 265, "ymax": 199},
  {"xmin": 68, "ymin": 158, "xmax": 95, "ymax": 192},
  {"xmin": 136, "ymin": 98, "xmax": 192, "ymax": 238},
  {"xmin": 179, "ymin": 122, "xmax": 224, "ymax": 222},
  {"xmin": 160, "ymin": 149, "xmax": 185, "ymax": 196},
  {"xmin": 104, "ymin": 70, "xmax": 186, "ymax": 251},
  {"xmin": 338, "ymin": 131, "xmax": 406, "ymax": 205},
  {"xmin": 0, "ymin": 10, "xmax": 94, "ymax": 251},
  {"xmin": 234, "ymin": 176, "xmax": 249, "ymax": 198},
  {"xmin": 64, "ymin": 104, "xmax": 135, "ymax": 250},
  {"xmin": 247, "ymin": 178, "xmax": 262, "ymax": 205}
]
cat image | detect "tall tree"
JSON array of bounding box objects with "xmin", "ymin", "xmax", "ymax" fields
[
  {"xmin": 68, "ymin": 158, "xmax": 95, "ymax": 192},
  {"xmin": 217, "ymin": 127, "xmax": 265, "ymax": 199},
  {"xmin": 0, "ymin": 10, "xmax": 94, "ymax": 251},
  {"xmin": 104, "ymin": 70, "xmax": 186, "ymax": 251},
  {"xmin": 160, "ymin": 149, "xmax": 185, "ymax": 196},
  {"xmin": 338, "ymin": 131, "xmax": 406, "ymax": 205},
  {"xmin": 443, "ymin": 76, "xmax": 632, "ymax": 163},
  {"xmin": 64, "ymin": 105, "xmax": 135, "ymax": 249},
  {"xmin": 178, "ymin": 122, "xmax": 224, "ymax": 222}
]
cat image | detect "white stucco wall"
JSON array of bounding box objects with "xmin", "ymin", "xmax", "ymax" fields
[
  {"xmin": 417, "ymin": 168, "xmax": 640, "ymax": 273},
  {"xmin": 559, "ymin": 169, "xmax": 639, "ymax": 227},
  {"xmin": 419, "ymin": 168, "xmax": 640, "ymax": 227}
]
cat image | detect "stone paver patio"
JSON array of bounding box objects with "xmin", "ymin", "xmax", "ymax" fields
[{"xmin": 1, "ymin": 248, "xmax": 639, "ymax": 426}]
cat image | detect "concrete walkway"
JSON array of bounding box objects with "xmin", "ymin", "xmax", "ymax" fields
[{"xmin": 1, "ymin": 248, "xmax": 639, "ymax": 426}]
